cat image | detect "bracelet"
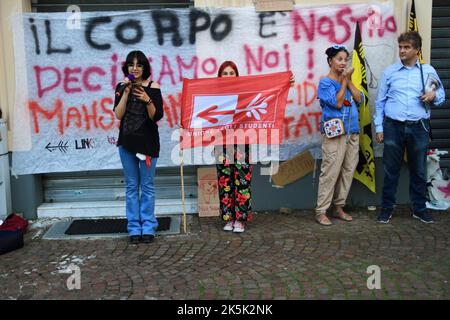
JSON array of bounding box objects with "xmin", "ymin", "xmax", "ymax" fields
[{"xmin": 146, "ymin": 99, "xmax": 153, "ymax": 105}]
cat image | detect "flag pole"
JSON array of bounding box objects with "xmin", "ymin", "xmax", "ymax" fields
[
  {"xmin": 179, "ymin": 128, "xmax": 187, "ymax": 234},
  {"xmin": 409, "ymin": 0, "xmax": 424, "ymax": 63}
]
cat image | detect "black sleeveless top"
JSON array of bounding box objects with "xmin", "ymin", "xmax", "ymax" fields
[{"xmin": 114, "ymin": 81, "xmax": 164, "ymax": 157}]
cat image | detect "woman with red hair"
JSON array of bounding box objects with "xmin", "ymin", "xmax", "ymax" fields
[{"xmin": 215, "ymin": 61, "xmax": 252, "ymax": 233}]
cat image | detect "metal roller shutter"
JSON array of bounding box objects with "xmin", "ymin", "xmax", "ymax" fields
[
  {"xmin": 430, "ymin": 0, "xmax": 450, "ymax": 170},
  {"xmin": 43, "ymin": 167, "xmax": 198, "ymax": 203},
  {"xmin": 32, "ymin": 0, "xmax": 198, "ymax": 218},
  {"xmin": 39, "ymin": 166, "xmax": 198, "ymax": 218},
  {"xmin": 31, "ymin": 0, "xmax": 193, "ymax": 12}
]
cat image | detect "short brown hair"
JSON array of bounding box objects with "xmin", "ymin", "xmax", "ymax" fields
[{"xmin": 398, "ymin": 31, "xmax": 422, "ymax": 49}]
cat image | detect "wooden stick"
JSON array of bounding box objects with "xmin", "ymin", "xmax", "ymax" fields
[{"xmin": 180, "ymin": 139, "xmax": 187, "ymax": 234}]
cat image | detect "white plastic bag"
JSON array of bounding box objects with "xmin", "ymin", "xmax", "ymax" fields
[
  {"xmin": 426, "ymin": 149, "xmax": 450, "ymax": 210},
  {"xmin": 426, "ymin": 149, "xmax": 447, "ymax": 182}
]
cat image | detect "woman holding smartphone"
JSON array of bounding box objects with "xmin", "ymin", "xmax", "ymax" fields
[{"xmin": 114, "ymin": 50, "xmax": 164, "ymax": 244}]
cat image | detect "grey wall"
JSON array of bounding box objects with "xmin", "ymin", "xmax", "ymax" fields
[
  {"xmin": 252, "ymin": 158, "xmax": 411, "ymax": 211},
  {"xmin": 10, "ymin": 167, "xmax": 43, "ymax": 220},
  {"xmin": 11, "ymin": 158, "xmax": 414, "ymax": 220}
]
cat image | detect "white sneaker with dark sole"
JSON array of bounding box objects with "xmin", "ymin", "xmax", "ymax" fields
[{"xmin": 412, "ymin": 213, "xmax": 435, "ymax": 224}]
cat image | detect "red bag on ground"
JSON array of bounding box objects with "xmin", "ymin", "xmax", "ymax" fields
[{"xmin": 0, "ymin": 213, "xmax": 28, "ymax": 233}]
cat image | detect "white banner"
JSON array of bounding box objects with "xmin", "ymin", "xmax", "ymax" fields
[{"xmin": 11, "ymin": 3, "xmax": 398, "ymax": 174}]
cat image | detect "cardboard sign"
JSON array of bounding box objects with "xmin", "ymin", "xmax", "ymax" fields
[
  {"xmin": 197, "ymin": 167, "xmax": 220, "ymax": 217},
  {"xmin": 271, "ymin": 150, "xmax": 315, "ymax": 187},
  {"xmin": 255, "ymin": 0, "xmax": 294, "ymax": 12}
]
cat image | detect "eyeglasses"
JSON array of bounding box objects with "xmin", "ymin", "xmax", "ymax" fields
[
  {"xmin": 332, "ymin": 44, "xmax": 347, "ymax": 50},
  {"xmin": 127, "ymin": 63, "xmax": 144, "ymax": 69}
]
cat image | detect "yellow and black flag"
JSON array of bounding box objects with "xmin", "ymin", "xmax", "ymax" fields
[
  {"xmin": 351, "ymin": 22, "xmax": 376, "ymax": 193},
  {"xmin": 409, "ymin": 0, "xmax": 424, "ymax": 63}
]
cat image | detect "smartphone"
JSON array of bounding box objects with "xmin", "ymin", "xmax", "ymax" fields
[
  {"xmin": 131, "ymin": 83, "xmax": 142, "ymax": 98},
  {"xmin": 132, "ymin": 82, "xmax": 142, "ymax": 90}
]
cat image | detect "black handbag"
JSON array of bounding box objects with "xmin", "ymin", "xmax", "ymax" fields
[{"xmin": 0, "ymin": 230, "xmax": 24, "ymax": 255}]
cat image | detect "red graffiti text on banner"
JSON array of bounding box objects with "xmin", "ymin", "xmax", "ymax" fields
[
  {"xmin": 290, "ymin": 6, "xmax": 397, "ymax": 43},
  {"xmin": 29, "ymin": 97, "xmax": 117, "ymax": 135}
]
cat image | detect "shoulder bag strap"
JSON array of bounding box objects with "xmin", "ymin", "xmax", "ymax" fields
[
  {"xmin": 420, "ymin": 63, "xmax": 429, "ymax": 112},
  {"xmin": 420, "ymin": 62, "xmax": 433, "ymax": 140}
]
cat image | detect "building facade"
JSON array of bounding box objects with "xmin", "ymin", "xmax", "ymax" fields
[{"xmin": 0, "ymin": 0, "xmax": 448, "ymax": 220}]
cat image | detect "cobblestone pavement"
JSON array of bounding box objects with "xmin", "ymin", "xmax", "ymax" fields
[{"xmin": 1, "ymin": 206, "xmax": 449, "ymax": 300}]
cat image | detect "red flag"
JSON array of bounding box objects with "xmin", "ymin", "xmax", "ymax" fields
[{"xmin": 180, "ymin": 71, "xmax": 292, "ymax": 149}]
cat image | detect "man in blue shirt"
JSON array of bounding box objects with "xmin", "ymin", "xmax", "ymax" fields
[{"xmin": 374, "ymin": 31, "xmax": 445, "ymax": 224}]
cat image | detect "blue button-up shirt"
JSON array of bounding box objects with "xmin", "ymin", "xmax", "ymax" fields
[
  {"xmin": 374, "ymin": 59, "xmax": 446, "ymax": 133},
  {"xmin": 318, "ymin": 77, "xmax": 362, "ymax": 134}
]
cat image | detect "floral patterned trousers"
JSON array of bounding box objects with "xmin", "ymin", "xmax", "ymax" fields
[{"xmin": 215, "ymin": 145, "xmax": 252, "ymax": 222}]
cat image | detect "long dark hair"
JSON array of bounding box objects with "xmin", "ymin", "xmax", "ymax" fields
[
  {"xmin": 121, "ymin": 50, "xmax": 151, "ymax": 79},
  {"xmin": 217, "ymin": 61, "xmax": 239, "ymax": 77}
]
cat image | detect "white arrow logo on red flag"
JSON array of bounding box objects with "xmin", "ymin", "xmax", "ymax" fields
[
  {"xmin": 191, "ymin": 95, "xmax": 238, "ymax": 128},
  {"xmin": 241, "ymin": 93, "xmax": 274, "ymax": 121},
  {"xmin": 191, "ymin": 93, "xmax": 276, "ymax": 128},
  {"xmin": 197, "ymin": 105, "xmax": 235, "ymax": 124}
]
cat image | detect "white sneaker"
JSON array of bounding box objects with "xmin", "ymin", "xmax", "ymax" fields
[
  {"xmin": 223, "ymin": 221, "xmax": 234, "ymax": 231},
  {"xmin": 233, "ymin": 221, "xmax": 245, "ymax": 233}
]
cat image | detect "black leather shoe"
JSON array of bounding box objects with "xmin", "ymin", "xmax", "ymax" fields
[
  {"xmin": 129, "ymin": 235, "xmax": 140, "ymax": 244},
  {"xmin": 141, "ymin": 234, "xmax": 155, "ymax": 243}
]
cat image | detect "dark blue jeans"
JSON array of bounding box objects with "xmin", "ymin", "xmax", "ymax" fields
[{"xmin": 381, "ymin": 117, "xmax": 430, "ymax": 213}]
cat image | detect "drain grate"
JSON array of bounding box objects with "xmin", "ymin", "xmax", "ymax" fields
[{"xmin": 64, "ymin": 217, "xmax": 171, "ymax": 235}]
